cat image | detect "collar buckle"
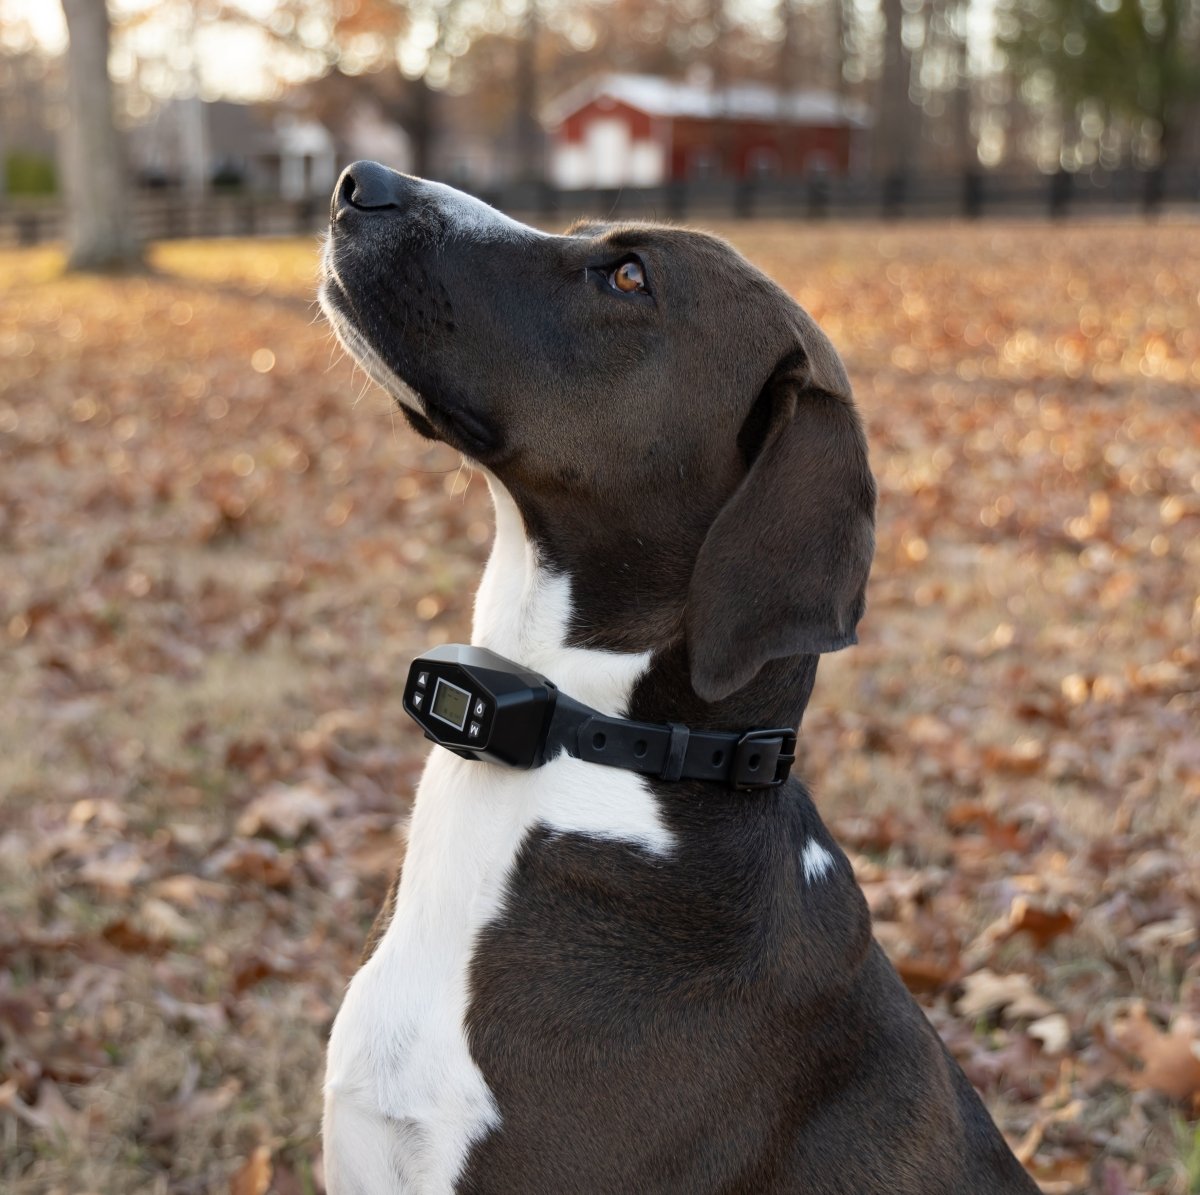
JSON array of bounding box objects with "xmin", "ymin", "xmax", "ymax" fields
[{"xmin": 732, "ymin": 728, "xmax": 798, "ymax": 789}]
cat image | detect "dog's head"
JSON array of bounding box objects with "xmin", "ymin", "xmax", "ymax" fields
[{"xmin": 321, "ymin": 163, "xmax": 875, "ymax": 704}]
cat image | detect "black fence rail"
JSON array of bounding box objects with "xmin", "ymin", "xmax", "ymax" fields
[
  {"xmin": 0, "ymin": 193, "xmax": 327, "ymax": 249},
  {"xmin": 490, "ymin": 165, "xmax": 1200, "ymax": 222},
  {"xmin": 3, "ymin": 166, "xmax": 1198, "ymax": 248}
]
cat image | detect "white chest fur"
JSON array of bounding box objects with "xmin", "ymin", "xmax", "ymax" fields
[{"xmin": 322, "ymin": 479, "xmax": 672, "ymax": 1195}]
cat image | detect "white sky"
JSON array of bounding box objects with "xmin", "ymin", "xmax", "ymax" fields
[
  {"xmin": 1, "ymin": 0, "xmax": 1001, "ymax": 104},
  {"xmin": 0, "ymin": 0, "xmax": 305, "ymax": 100},
  {"xmin": 2, "ymin": 0, "xmax": 68, "ymax": 52}
]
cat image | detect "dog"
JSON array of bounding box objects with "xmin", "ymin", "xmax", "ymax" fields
[{"xmin": 318, "ymin": 160, "xmax": 1039, "ymax": 1194}]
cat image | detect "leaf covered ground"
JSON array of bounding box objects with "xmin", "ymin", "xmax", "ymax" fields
[{"xmin": 0, "ymin": 222, "xmax": 1197, "ymax": 1194}]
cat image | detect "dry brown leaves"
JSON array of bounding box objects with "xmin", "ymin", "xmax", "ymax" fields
[{"xmin": 0, "ymin": 222, "xmax": 1197, "ymax": 1192}]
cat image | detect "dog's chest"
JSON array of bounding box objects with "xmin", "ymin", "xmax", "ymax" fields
[
  {"xmin": 323, "ymin": 752, "xmax": 520, "ymax": 1191},
  {"xmin": 324, "ymin": 747, "xmax": 670, "ymax": 1193},
  {"xmin": 322, "ymin": 482, "xmax": 672, "ymax": 1194}
]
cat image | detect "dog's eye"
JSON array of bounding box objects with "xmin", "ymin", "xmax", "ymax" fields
[{"xmin": 609, "ymin": 260, "xmax": 646, "ymax": 294}]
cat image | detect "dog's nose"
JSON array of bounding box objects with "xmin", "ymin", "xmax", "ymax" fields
[{"xmin": 333, "ymin": 160, "xmax": 409, "ymax": 217}]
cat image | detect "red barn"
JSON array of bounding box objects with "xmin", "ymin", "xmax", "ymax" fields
[{"xmin": 544, "ymin": 74, "xmax": 869, "ymax": 189}]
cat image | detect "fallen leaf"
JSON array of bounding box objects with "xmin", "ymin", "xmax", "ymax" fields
[
  {"xmin": 894, "ymin": 955, "xmax": 956, "ymax": 995},
  {"xmin": 230, "ymin": 1144, "xmax": 272, "ymax": 1195},
  {"xmin": 1027, "ymin": 1154, "xmax": 1090, "ymax": 1191},
  {"xmin": 236, "ymin": 782, "xmax": 334, "ymax": 841},
  {"xmin": 0, "ymin": 1076, "xmax": 88, "ymax": 1139},
  {"xmin": 101, "ymin": 917, "xmax": 168, "ymax": 957},
  {"xmin": 154, "ymin": 992, "xmax": 229, "ymax": 1031},
  {"xmin": 956, "ymin": 969, "xmax": 1054, "ymax": 1023},
  {"xmin": 1110, "ymin": 1003, "xmax": 1200, "ymax": 1103},
  {"xmin": 139, "ymin": 897, "xmax": 197, "ymax": 942},
  {"xmin": 982, "ymin": 739, "xmax": 1046, "ymax": 776},
  {"xmin": 146, "ymin": 1077, "xmax": 241, "ymax": 1143},
  {"xmin": 970, "ymin": 894, "xmax": 1078, "ymax": 961},
  {"xmin": 232, "ymin": 947, "xmax": 304, "ymax": 993},
  {"xmin": 1099, "ymin": 1160, "xmax": 1133, "ymax": 1195},
  {"xmin": 1005, "ymin": 897, "xmax": 1076, "ymax": 949},
  {"xmin": 944, "ymin": 801, "xmax": 1028, "ymax": 852},
  {"xmin": 150, "ymin": 873, "xmax": 232, "ymax": 908},
  {"xmin": 76, "ymin": 846, "xmax": 148, "ymax": 896},
  {"xmin": 205, "ymin": 839, "xmax": 295, "ymax": 888},
  {"xmin": 1028, "ymin": 1013, "xmax": 1071, "ymax": 1056}
]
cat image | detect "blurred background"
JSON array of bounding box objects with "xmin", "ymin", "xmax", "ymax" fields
[
  {"xmin": 2, "ymin": 0, "xmax": 1200, "ymax": 250},
  {"xmin": 1, "ymin": 2, "xmax": 1198, "ymax": 1194}
]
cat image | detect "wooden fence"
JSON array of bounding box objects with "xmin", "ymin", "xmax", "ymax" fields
[
  {"xmin": 0, "ymin": 193, "xmax": 327, "ymax": 249},
  {"xmin": 3, "ymin": 166, "xmax": 1197, "ymax": 248},
  {"xmin": 485, "ymin": 165, "xmax": 1199, "ymax": 223}
]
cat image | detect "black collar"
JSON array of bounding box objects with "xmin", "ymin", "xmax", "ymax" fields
[
  {"xmin": 546, "ymin": 697, "xmax": 797, "ymax": 790},
  {"xmin": 405, "ymin": 643, "xmax": 797, "ymax": 789}
]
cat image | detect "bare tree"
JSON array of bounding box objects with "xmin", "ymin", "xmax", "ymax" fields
[
  {"xmin": 775, "ymin": 0, "xmax": 800, "ymax": 170},
  {"xmin": 59, "ymin": 0, "xmax": 142, "ymax": 270},
  {"xmin": 877, "ymin": 0, "xmax": 917, "ymax": 176},
  {"xmin": 949, "ymin": 0, "xmax": 973, "ymax": 168},
  {"xmin": 513, "ymin": 0, "xmax": 542, "ymax": 184}
]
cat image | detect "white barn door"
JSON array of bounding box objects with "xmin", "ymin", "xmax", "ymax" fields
[{"xmin": 587, "ymin": 118, "xmax": 630, "ymax": 187}]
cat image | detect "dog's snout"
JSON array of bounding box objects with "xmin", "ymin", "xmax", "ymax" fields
[{"xmin": 334, "ymin": 160, "xmax": 408, "ymax": 217}]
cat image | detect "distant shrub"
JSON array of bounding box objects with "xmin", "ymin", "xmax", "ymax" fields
[
  {"xmin": 211, "ymin": 157, "xmax": 246, "ymax": 191},
  {"xmin": 5, "ymin": 151, "xmax": 57, "ymax": 196}
]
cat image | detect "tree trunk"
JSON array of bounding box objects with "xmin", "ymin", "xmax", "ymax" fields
[
  {"xmin": 60, "ymin": 0, "xmax": 142, "ymax": 270},
  {"xmin": 775, "ymin": 0, "xmax": 798, "ymax": 171},
  {"xmin": 407, "ymin": 74, "xmax": 436, "ymax": 179},
  {"xmin": 833, "ymin": 0, "xmax": 849, "ymax": 102},
  {"xmin": 950, "ymin": 0, "xmax": 973, "ymax": 169},
  {"xmin": 877, "ymin": 0, "xmax": 914, "ymax": 177},
  {"xmin": 706, "ymin": 0, "xmax": 732, "ymax": 175},
  {"xmin": 1151, "ymin": 0, "xmax": 1180, "ymax": 176},
  {"xmin": 513, "ymin": 0, "xmax": 541, "ymax": 184}
]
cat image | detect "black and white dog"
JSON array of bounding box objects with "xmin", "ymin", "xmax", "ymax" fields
[{"xmin": 318, "ymin": 161, "xmax": 1038, "ymax": 1194}]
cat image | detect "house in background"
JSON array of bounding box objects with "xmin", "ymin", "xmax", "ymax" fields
[
  {"xmin": 544, "ymin": 73, "xmax": 870, "ymax": 189},
  {"xmin": 131, "ymin": 99, "xmax": 338, "ymax": 199}
]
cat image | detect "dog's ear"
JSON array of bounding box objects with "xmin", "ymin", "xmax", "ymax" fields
[{"xmin": 686, "ymin": 340, "xmax": 876, "ymax": 703}]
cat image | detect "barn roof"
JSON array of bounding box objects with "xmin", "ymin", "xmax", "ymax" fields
[{"xmin": 543, "ymin": 73, "xmax": 871, "ymax": 129}]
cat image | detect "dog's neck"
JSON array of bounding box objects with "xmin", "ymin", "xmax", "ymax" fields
[
  {"xmin": 473, "ymin": 477, "xmax": 819, "ymax": 735},
  {"xmin": 471, "ymin": 478, "xmax": 655, "ymax": 716}
]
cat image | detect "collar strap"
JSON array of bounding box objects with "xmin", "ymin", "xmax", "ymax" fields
[{"xmin": 547, "ymin": 704, "xmax": 797, "ymax": 790}]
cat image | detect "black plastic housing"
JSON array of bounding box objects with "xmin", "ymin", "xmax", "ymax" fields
[{"xmin": 403, "ymin": 644, "xmax": 558, "ymax": 769}]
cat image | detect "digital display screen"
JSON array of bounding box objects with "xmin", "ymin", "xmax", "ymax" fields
[{"xmin": 430, "ymin": 678, "xmax": 471, "ymax": 730}]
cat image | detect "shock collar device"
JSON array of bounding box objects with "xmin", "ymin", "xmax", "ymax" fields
[{"xmin": 404, "ymin": 644, "xmax": 797, "ymax": 790}]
